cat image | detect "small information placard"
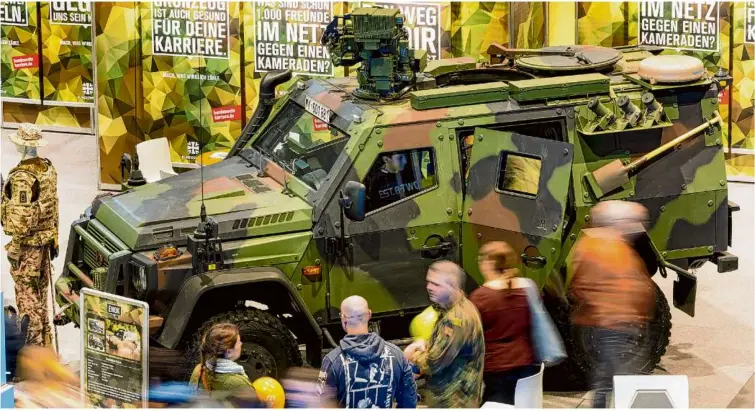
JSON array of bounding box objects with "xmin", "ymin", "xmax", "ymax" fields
[{"xmin": 80, "ymin": 288, "xmax": 149, "ymax": 408}]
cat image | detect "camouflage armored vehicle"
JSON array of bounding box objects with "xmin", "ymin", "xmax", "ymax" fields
[{"xmin": 55, "ymin": 7, "xmax": 738, "ymax": 384}]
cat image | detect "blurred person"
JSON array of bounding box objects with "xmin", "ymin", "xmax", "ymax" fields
[
  {"xmin": 1, "ymin": 124, "xmax": 59, "ymax": 347},
  {"xmin": 469, "ymin": 241, "xmax": 538, "ymax": 404},
  {"xmin": 284, "ymin": 367, "xmax": 339, "ymax": 408},
  {"xmin": 568, "ymin": 201, "xmax": 657, "ymax": 408},
  {"xmin": 317, "ymin": 295, "xmax": 417, "ymax": 408},
  {"xmin": 13, "ymin": 346, "xmax": 85, "ymax": 408},
  {"xmin": 4, "ymin": 305, "xmax": 26, "ymax": 381},
  {"xmin": 404, "ymin": 261, "xmax": 485, "ymax": 408},
  {"xmin": 190, "ymin": 322, "xmax": 261, "ymax": 406}
]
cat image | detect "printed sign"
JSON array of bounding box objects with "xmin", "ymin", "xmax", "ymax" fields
[
  {"xmin": 746, "ymin": 1, "xmax": 755, "ymax": 43},
  {"xmin": 212, "ymin": 105, "xmax": 242, "ymax": 122},
  {"xmin": 254, "ymin": 1, "xmax": 334, "ymax": 76},
  {"xmin": 50, "ymin": 1, "xmax": 92, "ymax": 25},
  {"xmin": 638, "ymin": 1, "xmax": 719, "ymax": 52},
  {"xmin": 312, "ymin": 117, "xmax": 328, "ymax": 131},
  {"xmin": 151, "ymin": 1, "xmax": 229, "ymax": 58},
  {"xmin": 81, "ymin": 288, "xmax": 148, "ymax": 408},
  {"xmin": 0, "ymin": 1, "xmax": 28, "ymax": 26},
  {"xmin": 11, "ymin": 55, "xmax": 38, "ymax": 70},
  {"xmin": 364, "ymin": 1, "xmax": 442, "ymax": 60}
]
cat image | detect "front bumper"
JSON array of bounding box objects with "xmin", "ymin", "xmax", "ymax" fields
[{"xmin": 55, "ymin": 217, "xmax": 143, "ymax": 324}]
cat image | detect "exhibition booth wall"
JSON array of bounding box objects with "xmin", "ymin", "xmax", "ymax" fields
[{"xmin": 1, "ymin": 1, "xmax": 753, "ymax": 188}]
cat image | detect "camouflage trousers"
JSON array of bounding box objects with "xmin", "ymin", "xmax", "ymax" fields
[{"xmin": 8, "ymin": 244, "xmax": 53, "ymax": 347}]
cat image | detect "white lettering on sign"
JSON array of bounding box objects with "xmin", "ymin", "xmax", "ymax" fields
[
  {"xmin": 151, "ymin": 1, "xmax": 229, "ymax": 59},
  {"xmin": 0, "ymin": 1, "xmax": 28, "ymax": 26},
  {"xmin": 50, "ymin": 1, "xmax": 92, "ymax": 25},
  {"xmin": 305, "ymin": 95, "xmax": 331, "ymax": 124},
  {"xmin": 746, "ymin": 1, "xmax": 755, "ymax": 43},
  {"xmin": 365, "ymin": 1, "xmax": 442, "ymax": 60},
  {"xmin": 638, "ymin": 1, "xmax": 719, "ymax": 52},
  {"xmin": 254, "ymin": 1, "xmax": 333, "ymax": 76}
]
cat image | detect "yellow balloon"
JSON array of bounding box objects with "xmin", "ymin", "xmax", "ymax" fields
[
  {"xmin": 410, "ymin": 306, "xmax": 438, "ymax": 341},
  {"xmin": 252, "ymin": 376, "xmax": 285, "ymax": 408}
]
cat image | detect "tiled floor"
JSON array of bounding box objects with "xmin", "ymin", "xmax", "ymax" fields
[{"xmin": 1, "ymin": 129, "xmax": 753, "ymax": 407}]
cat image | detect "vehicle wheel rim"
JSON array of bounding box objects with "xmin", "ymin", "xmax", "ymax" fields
[{"xmin": 238, "ymin": 342, "xmax": 277, "ymax": 381}]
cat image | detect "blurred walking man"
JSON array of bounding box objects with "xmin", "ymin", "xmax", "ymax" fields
[
  {"xmin": 318, "ymin": 296, "xmax": 417, "ymax": 408},
  {"xmin": 404, "ymin": 261, "xmax": 485, "ymax": 408},
  {"xmin": 569, "ymin": 201, "xmax": 657, "ymax": 408}
]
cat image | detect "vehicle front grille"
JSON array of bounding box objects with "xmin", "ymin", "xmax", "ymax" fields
[{"xmin": 82, "ymin": 222, "xmax": 122, "ymax": 269}]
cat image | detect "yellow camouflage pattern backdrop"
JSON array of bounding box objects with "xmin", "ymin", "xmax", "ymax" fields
[{"xmin": 1, "ymin": 2, "xmax": 751, "ymax": 184}]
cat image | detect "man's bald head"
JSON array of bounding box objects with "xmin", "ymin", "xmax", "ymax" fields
[{"xmin": 340, "ymin": 295, "xmax": 371, "ymax": 334}]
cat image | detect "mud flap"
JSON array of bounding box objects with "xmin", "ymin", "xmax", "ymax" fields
[{"xmin": 672, "ymin": 270, "xmax": 697, "ymax": 317}]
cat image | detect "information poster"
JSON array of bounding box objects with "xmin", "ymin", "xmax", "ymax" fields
[
  {"xmin": 42, "ymin": 1, "xmax": 95, "ymax": 105},
  {"xmin": 151, "ymin": 1, "xmax": 229, "ymax": 58},
  {"xmin": 746, "ymin": 1, "xmax": 755, "ymax": 43},
  {"xmin": 365, "ymin": 2, "xmax": 442, "ymax": 60},
  {"xmin": 253, "ymin": 1, "xmax": 334, "ymax": 76},
  {"xmin": 638, "ymin": 1, "xmax": 720, "ymax": 52},
  {"xmin": 81, "ymin": 288, "xmax": 148, "ymax": 408},
  {"xmin": 0, "ymin": 1, "xmax": 40, "ymax": 102}
]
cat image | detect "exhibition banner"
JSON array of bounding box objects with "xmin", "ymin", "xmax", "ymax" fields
[
  {"xmin": 746, "ymin": 1, "xmax": 754, "ymax": 43},
  {"xmin": 141, "ymin": 1, "xmax": 242, "ymax": 164},
  {"xmin": 80, "ymin": 288, "xmax": 148, "ymax": 408},
  {"xmin": 253, "ymin": 1, "xmax": 335, "ymax": 76},
  {"xmin": 41, "ymin": 1, "xmax": 95, "ymax": 105},
  {"xmin": 0, "ymin": 1, "xmax": 41, "ymax": 102},
  {"xmin": 363, "ymin": 1, "xmax": 443, "ymax": 60},
  {"xmin": 638, "ymin": 0, "xmax": 720, "ymax": 52}
]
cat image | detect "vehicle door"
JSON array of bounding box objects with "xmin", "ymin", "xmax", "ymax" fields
[
  {"xmin": 461, "ymin": 127, "xmax": 574, "ymax": 287},
  {"xmin": 327, "ymin": 123, "xmax": 461, "ymax": 315}
]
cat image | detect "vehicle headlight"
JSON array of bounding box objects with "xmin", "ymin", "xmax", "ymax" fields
[{"xmin": 132, "ymin": 265, "xmax": 147, "ymax": 294}]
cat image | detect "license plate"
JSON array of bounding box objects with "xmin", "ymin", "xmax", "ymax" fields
[{"xmin": 305, "ymin": 95, "xmax": 332, "ymax": 124}]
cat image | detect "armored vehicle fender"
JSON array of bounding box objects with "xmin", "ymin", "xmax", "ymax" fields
[{"xmin": 155, "ymin": 267, "xmax": 323, "ymax": 365}]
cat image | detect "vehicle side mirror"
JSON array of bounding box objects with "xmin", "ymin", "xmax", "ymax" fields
[{"xmin": 340, "ymin": 181, "xmax": 366, "ymax": 222}]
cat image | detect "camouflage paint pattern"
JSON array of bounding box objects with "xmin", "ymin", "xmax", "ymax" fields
[
  {"xmin": 55, "ymin": 40, "xmax": 733, "ymax": 354},
  {"xmin": 2, "ymin": 156, "xmax": 59, "ymax": 347},
  {"xmin": 9, "ymin": 245, "xmax": 53, "ymax": 347}
]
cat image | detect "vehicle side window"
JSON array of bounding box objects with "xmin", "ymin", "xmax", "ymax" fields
[
  {"xmin": 497, "ymin": 151, "xmax": 541, "ymax": 197},
  {"xmin": 363, "ymin": 148, "xmax": 437, "ymax": 213}
]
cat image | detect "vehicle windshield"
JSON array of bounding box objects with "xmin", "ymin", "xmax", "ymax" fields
[{"xmin": 250, "ymin": 102, "xmax": 349, "ymax": 190}]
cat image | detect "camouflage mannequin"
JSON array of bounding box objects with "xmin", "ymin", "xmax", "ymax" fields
[{"xmin": 1, "ymin": 124, "xmax": 59, "ymax": 346}]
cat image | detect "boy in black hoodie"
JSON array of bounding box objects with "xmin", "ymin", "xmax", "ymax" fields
[{"xmin": 317, "ymin": 296, "xmax": 417, "ymax": 408}]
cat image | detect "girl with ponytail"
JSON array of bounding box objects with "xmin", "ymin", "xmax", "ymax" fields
[{"xmin": 189, "ymin": 323, "xmax": 255, "ymax": 395}]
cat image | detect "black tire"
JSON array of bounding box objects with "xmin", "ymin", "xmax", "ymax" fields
[
  {"xmin": 543, "ymin": 282, "xmax": 672, "ymax": 390},
  {"xmin": 572, "ymin": 282, "xmax": 672, "ymax": 376},
  {"xmin": 189, "ymin": 308, "xmax": 302, "ymax": 381}
]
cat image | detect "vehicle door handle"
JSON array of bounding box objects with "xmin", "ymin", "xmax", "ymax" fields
[
  {"xmin": 521, "ymin": 254, "xmax": 547, "ymax": 268},
  {"xmin": 421, "ymin": 241, "xmax": 453, "ymax": 259}
]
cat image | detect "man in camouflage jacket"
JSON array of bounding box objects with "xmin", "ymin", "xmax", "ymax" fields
[
  {"xmin": 404, "ymin": 260, "xmax": 485, "ymax": 408},
  {"xmin": 1, "ymin": 124, "xmax": 59, "ymax": 346}
]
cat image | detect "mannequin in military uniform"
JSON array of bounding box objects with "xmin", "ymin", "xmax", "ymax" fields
[{"xmin": 1, "ymin": 124, "xmax": 59, "ymax": 346}]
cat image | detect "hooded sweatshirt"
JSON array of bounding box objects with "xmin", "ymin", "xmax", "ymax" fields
[{"xmin": 318, "ymin": 333, "xmax": 417, "ymax": 408}]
